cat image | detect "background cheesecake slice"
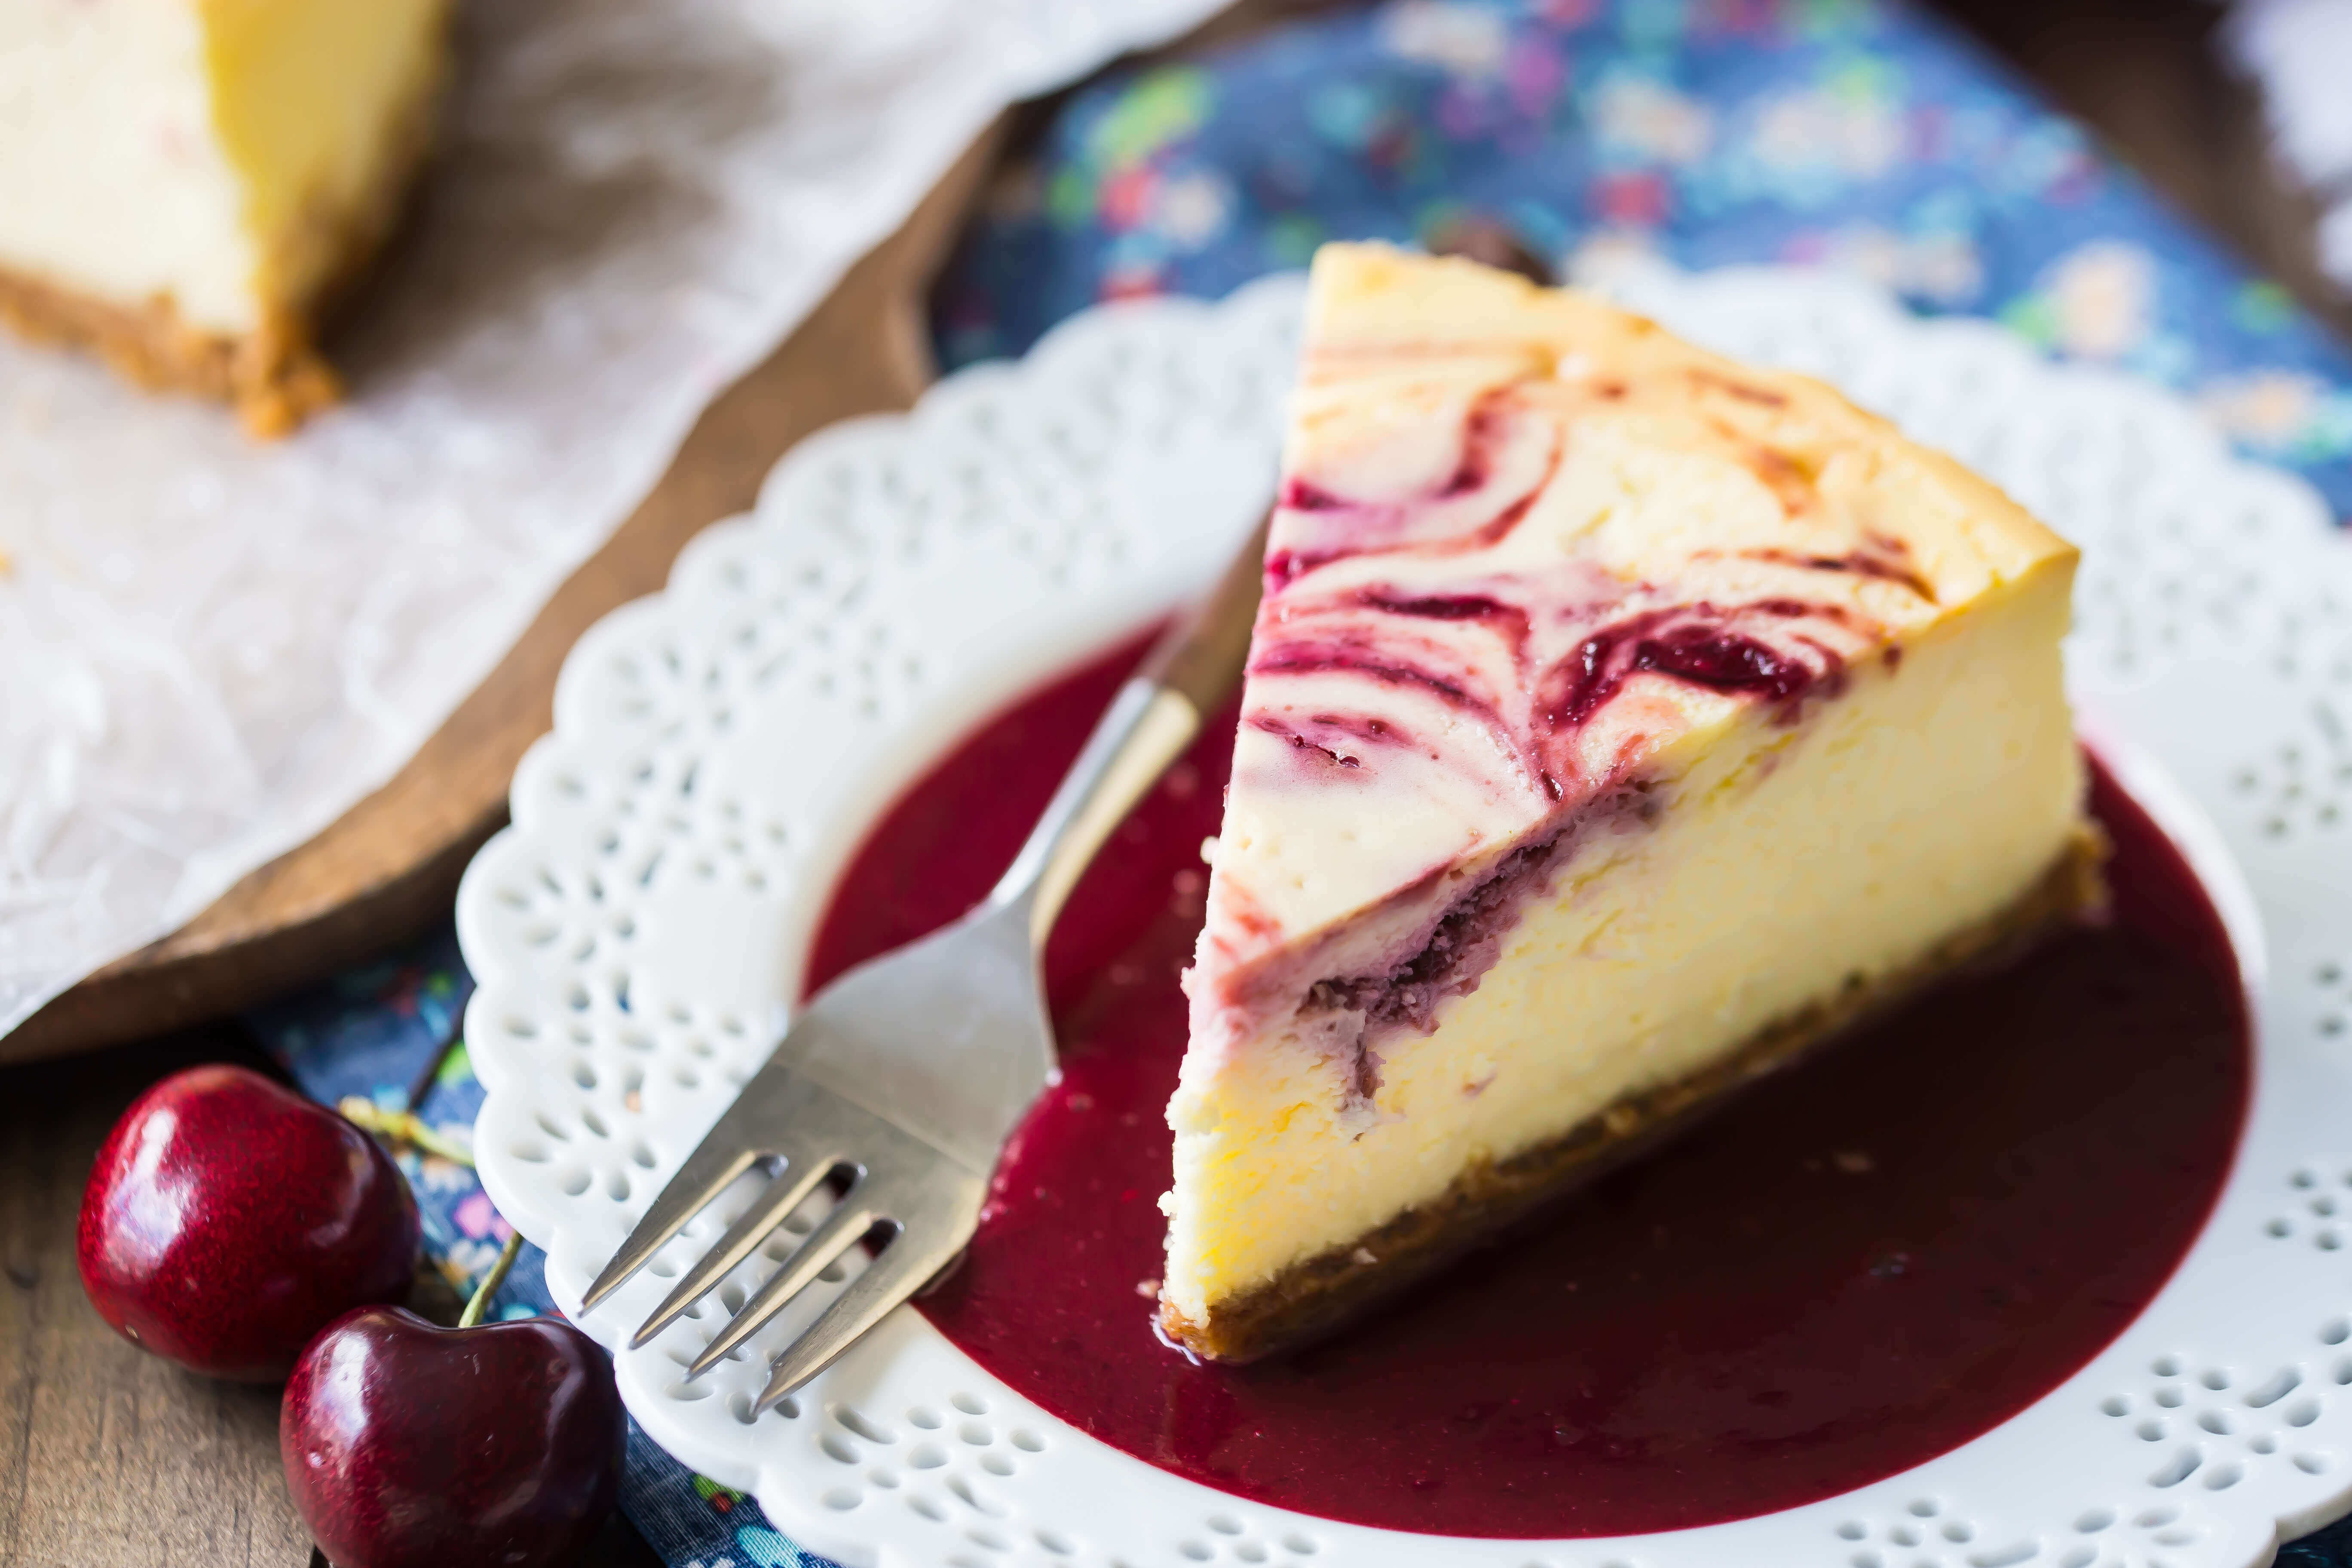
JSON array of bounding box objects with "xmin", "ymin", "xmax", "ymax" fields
[
  {"xmin": 0, "ymin": 0, "xmax": 452, "ymax": 435},
  {"xmin": 1159, "ymin": 243, "xmax": 2104, "ymax": 1363}
]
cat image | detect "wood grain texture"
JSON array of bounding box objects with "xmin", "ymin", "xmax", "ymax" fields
[
  {"xmin": 0, "ymin": 1031, "xmax": 321, "ymax": 1568},
  {"xmin": 2, "ymin": 121, "xmax": 1008, "ymax": 1069}
]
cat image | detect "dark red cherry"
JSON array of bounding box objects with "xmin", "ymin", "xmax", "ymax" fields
[
  {"xmin": 77, "ymin": 1063, "xmax": 421, "ymax": 1381},
  {"xmin": 281, "ymin": 1306, "xmax": 627, "ymax": 1568}
]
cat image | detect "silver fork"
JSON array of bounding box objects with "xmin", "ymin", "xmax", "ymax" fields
[{"xmin": 579, "ymin": 516, "xmax": 1268, "ymax": 1410}]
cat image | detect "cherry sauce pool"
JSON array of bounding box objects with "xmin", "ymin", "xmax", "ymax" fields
[{"xmin": 806, "ymin": 639, "xmax": 2251, "ymax": 1537}]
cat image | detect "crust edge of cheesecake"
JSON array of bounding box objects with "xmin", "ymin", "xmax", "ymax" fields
[
  {"xmin": 1158, "ymin": 823, "xmax": 2111, "ymax": 1365},
  {"xmin": 0, "ymin": 40, "xmax": 444, "ymax": 439},
  {"xmin": 0, "ymin": 263, "xmax": 339, "ymax": 438}
]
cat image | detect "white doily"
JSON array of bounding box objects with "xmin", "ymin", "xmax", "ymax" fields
[
  {"xmin": 461, "ymin": 266, "xmax": 2352, "ymax": 1568},
  {"xmin": 0, "ymin": 0, "xmax": 1228, "ymax": 1038}
]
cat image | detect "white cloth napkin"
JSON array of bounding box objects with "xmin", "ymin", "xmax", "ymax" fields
[{"xmin": 0, "ymin": 0, "xmax": 1223, "ymax": 1039}]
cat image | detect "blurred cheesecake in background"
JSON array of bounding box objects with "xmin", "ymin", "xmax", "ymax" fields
[{"xmin": 0, "ymin": 0, "xmax": 452, "ymax": 435}]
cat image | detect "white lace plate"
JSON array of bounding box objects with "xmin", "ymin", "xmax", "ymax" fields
[{"xmin": 459, "ymin": 265, "xmax": 2352, "ymax": 1568}]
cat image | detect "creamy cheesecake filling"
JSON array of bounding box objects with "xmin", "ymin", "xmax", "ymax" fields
[
  {"xmin": 1265, "ymin": 783, "xmax": 1655, "ymax": 1110},
  {"xmin": 1224, "ymin": 588, "xmax": 1880, "ymax": 1099},
  {"xmin": 1166, "ymin": 567, "xmax": 2085, "ymax": 1327},
  {"xmin": 1163, "ymin": 244, "xmax": 2094, "ymax": 1355},
  {"xmin": 0, "ymin": 0, "xmax": 260, "ymax": 332},
  {"xmin": 0, "ymin": 0, "xmax": 446, "ymax": 331},
  {"xmin": 1188, "ymin": 372, "xmax": 1899, "ymax": 1064},
  {"xmin": 205, "ymin": 0, "xmax": 450, "ymax": 312},
  {"xmin": 1187, "ymin": 365, "xmax": 1950, "ymax": 1020}
]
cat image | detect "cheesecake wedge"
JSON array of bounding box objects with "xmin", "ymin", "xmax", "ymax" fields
[{"xmin": 1159, "ymin": 243, "xmax": 2103, "ymax": 1362}]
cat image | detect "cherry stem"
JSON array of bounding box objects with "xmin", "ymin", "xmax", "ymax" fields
[
  {"xmin": 404, "ymin": 1018, "xmax": 466, "ymax": 1112},
  {"xmin": 339, "ymin": 1077, "xmax": 522, "ymax": 1332},
  {"xmin": 459, "ymin": 1231, "xmax": 526, "ymax": 1329},
  {"xmin": 337, "ymin": 1097, "xmax": 474, "ymax": 1167}
]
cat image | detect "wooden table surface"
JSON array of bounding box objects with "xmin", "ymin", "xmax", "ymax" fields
[{"xmin": 3, "ymin": 1, "xmax": 2340, "ymax": 1562}]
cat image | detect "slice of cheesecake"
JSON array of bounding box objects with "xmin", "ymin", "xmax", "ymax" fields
[
  {"xmin": 0, "ymin": 0, "xmax": 452, "ymax": 435},
  {"xmin": 1159, "ymin": 243, "xmax": 2103, "ymax": 1362}
]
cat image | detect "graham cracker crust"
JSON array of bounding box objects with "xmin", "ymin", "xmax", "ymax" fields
[
  {"xmin": 1159, "ymin": 827, "xmax": 2110, "ymax": 1364},
  {"xmin": 0, "ymin": 267, "xmax": 340, "ymax": 438}
]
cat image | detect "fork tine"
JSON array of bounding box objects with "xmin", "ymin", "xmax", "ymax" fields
[
  {"xmin": 629, "ymin": 1154, "xmax": 839, "ymax": 1349},
  {"xmin": 686, "ymin": 1185, "xmax": 879, "ymax": 1377},
  {"xmin": 753, "ymin": 1218, "xmax": 971, "ymax": 1408},
  {"xmin": 582, "ymin": 1133, "xmax": 763, "ymax": 1313}
]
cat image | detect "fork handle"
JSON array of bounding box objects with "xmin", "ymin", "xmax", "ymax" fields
[
  {"xmin": 1135, "ymin": 510, "xmax": 1271, "ymax": 715},
  {"xmin": 989, "ymin": 510, "xmax": 1271, "ymax": 943}
]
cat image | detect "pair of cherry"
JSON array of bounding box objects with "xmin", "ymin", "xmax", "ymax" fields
[{"xmin": 77, "ymin": 1064, "xmax": 628, "ymax": 1568}]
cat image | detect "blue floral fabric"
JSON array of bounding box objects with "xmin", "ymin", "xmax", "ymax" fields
[
  {"xmin": 251, "ymin": 0, "xmax": 2352, "ymax": 1563},
  {"xmin": 935, "ymin": 0, "xmax": 2352, "ymax": 511}
]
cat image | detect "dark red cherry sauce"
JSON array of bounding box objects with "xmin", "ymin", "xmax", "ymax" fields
[{"xmin": 808, "ymin": 637, "xmax": 2251, "ymax": 1538}]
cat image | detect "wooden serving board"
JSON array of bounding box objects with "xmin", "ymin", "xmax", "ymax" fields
[{"xmin": 0, "ymin": 125, "xmax": 1008, "ymax": 1067}]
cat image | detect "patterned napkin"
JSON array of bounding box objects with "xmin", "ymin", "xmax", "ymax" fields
[{"xmin": 252, "ymin": 1, "xmax": 2352, "ymax": 1562}]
